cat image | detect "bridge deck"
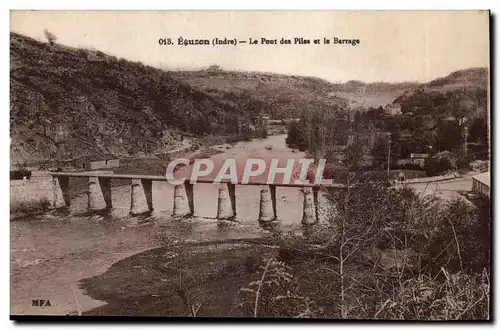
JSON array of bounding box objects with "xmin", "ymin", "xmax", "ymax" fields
[{"xmin": 49, "ymin": 172, "xmax": 347, "ymax": 188}]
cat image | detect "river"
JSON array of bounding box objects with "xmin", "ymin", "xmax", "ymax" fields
[{"xmin": 10, "ymin": 134, "xmax": 330, "ymax": 316}]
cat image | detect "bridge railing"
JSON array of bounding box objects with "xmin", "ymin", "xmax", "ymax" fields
[{"xmin": 50, "ymin": 172, "xmax": 346, "ymax": 224}]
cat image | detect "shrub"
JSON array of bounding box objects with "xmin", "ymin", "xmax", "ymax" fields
[
  {"xmin": 375, "ymin": 269, "xmax": 489, "ymax": 320},
  {"xmin": 424, "ymin": 153, "xmax": 456, "ymax": 176},
  {"xmin": 269, "ymin": 179, "xmax": 490, "ymax": 319},
  {"xmin": 234, "ymin": 257, "xmax": 321, "ymax": 318}
]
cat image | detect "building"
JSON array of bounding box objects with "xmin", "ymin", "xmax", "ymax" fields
[
  {"xmin": 410, "ymin": 153, "xmax": 431, "ymax": 167},
  {"xmin": 472, "ymin": 171, "xmax": 490, "ymax": 197},
  {"xmin": 385, "ymin": 103, "xmax": 402, "ymax": 115},
  {"xmin": 74, "ymin": 154, "xmax": 120, "ymax": 171}
]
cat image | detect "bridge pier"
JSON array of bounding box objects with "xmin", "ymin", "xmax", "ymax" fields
[
  {"xmin": 50, "ymin": 172, "xmax": 345, "ymax": 225},
  {"xmin": 88, "ymin": 176, "xmax": 102, "ymax": 212},
  {"xmin": 130, "ymin": 179, "xmax": 142, "ymax": 215},
  {"xmin": 302, "ymin": 187, "xmax": 317, "ymax": 225},
  {"xmin": 217, "ymin": 183, "xmax": 234, "ymax": 220},
  {"xmin": 52, "ymin": 176, "xmax": 70, "ymax": 209},
  {"xmin": 259, "ymin": 186, "xmax": 276, "ymax": 222},
  {"xmin": 173, "ymin": 184, "xmax": 189, "ymax": 217}
]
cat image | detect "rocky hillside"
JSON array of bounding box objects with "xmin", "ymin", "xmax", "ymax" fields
[
  {"xmin": 10, "ymin": 33, "xmax": 354, "ymax": 164},
  {"xmin": 10, "ymin": 33, "xmax": 265, "ymax": 163}
]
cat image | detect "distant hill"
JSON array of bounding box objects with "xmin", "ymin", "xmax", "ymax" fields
[
  {"xmin": 393, "ymin": 68, "xmax": 489, "ymax": 119},
  {"xmin": 324, "ymin": 68, "xmax": 488, "ymax": 111},
  {"xmin": 330, "ymin": 80, "xmax": 420, "ymax": 109},
  {"xmin": 10, "ymin": 33, "xmax": 274, "ymax": 163},
  {"xmin": 425, "ymin": 67, "xmax": 489, "ymax": 92},
  {"xmin": 169, "ymin": 69, "xmax": 349, "ymax": 119},
  {"xmin": 171, "ymin": 69, "xmax": 421, "ymax": 112},
  {"xmin": 10, "ymin": 31, "xmax": 489, "ymax": 165}
]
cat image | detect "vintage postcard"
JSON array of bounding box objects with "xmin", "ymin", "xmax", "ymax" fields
[{"xmin": 10, "ymin": 10, "xmax": 491, "ymax": 320}]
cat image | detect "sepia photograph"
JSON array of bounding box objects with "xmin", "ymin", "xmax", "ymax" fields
[{"xmin": 9, "ymin": 10, "xmax": 491, "ymax": 320}]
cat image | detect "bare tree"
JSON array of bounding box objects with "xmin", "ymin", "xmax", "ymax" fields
[{"xmin": 43, "ymin": 29, "xmax": 57, "ymax": 45}]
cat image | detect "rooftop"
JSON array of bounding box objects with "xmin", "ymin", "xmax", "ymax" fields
[
  {"xmin": 473, "ymin": 171, "xmax": 490, "ymax": 187},
  {"xmin": 410, "ymin": 153, "xmax": 430, "ymax": 158},
  {"xmin": 76, "ymin": 154, "xmax": 118, "ymax": 162}
]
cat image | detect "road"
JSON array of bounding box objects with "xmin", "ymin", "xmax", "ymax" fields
[{"xmin": 405, "ymin": 173, "xmax": 474, "ymax": 201}]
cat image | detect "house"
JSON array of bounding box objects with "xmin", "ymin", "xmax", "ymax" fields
[
  {"xmin": 74, "ymin": 154, "xmax": 120, "ymax": 171},
  {"xmin": 385, "ymin": 103, "xmax": 402, "ymax": 115},
  {"xmin": 472, "ymin": 171, "xmax": 490, "ymax": 197},
  {"xmin": 397, "ymin": 158, "xmax": 413, "ymax": 166},
  {"xmin": 410, "ymin": 153, "xmax": 430, "ymax": 167}
]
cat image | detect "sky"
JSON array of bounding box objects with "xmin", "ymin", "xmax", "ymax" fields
[{"xmin": 10, "ymin": 10, "xmax": 490, "ymax": 83}]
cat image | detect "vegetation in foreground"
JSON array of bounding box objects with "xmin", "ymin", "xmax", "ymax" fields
[{"xmin": 78, "ymin": 178, "xmax": 490, "ymax": 319}]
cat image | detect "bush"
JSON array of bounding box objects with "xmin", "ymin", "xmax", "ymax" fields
[
  {"xmin": 376, "ymin": 270, "xmax": 489, "ymax": 320},
  {"xmin": 424, "ymin": 153, "xmax": 456, "ymax": 176},
  {"xmin": 268, "ymin": 179, "xmax": 490, "ymax": 319}
]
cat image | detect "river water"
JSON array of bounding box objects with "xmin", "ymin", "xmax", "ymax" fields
[{"xmin": 10, "ymin": 134, "xmax": 331, "ymax": 315}]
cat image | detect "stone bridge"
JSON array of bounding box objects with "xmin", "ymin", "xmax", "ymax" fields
[{"xmin": 50, "ymin": 172, "xmax": 347, "ymax": 225}]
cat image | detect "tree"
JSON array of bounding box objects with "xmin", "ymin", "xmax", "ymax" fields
[
  {"xmin": 43, "ymin": 29, "xmax": 57, "ymax": 45},
  {"xmin": 424, "ymin": 151, "xmax": 457, "ymax": 176},
  {"xmin": 207, "ymin": 64, "xmax": 222, "ymax": 72},
  {"xmin": 468, "ymin": 117, "xmax": 488, "ymax": 144},
  {"xmin": 286, "ymin": 121, "xmax": 308, "ymax": 151},
  {"xmin": 389, "ymin": 132, "xmax": 402, "ymax": 165},
  {"xmin": 371, "ymin": 135, "xmax": 389, "ymax": 169},
  {"xmin": 435, "ymin": 120, "xmax": 462, "ymax": 152}
]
